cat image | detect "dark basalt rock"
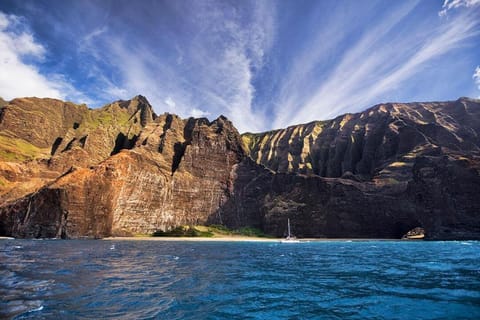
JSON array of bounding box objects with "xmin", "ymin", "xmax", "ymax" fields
[{"xmin": 0, "ymin": 96, "xmax": 479, "ymax": 239}]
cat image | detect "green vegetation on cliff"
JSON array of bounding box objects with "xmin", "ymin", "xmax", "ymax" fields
[
  {"xmin": 2, "ymin": 96, "xmax": 480, "ymax": 240},
  {"xmin": 81, "ymin": 105, "xmax": 132, "ymax": 131},
  {"xmin": 206, "ymin": 225, "xmax": 267, "ymax": 237},
  {"xmin": 151, "ymin": 225, "xmax": 269, "ymax": 238},
  {"xmin": 152, "ymin": 226, "xmax": 214, "ymax": 237},
  {"xmin": 0, "ymin": 135, "xmax": 49, "ymax": 161}
]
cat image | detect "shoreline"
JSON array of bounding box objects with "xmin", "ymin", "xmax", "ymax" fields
[
  {"xmin": 101, "ymin": 236, "xmax": 400, "ymax": 242},
  {"xmin": 1, "ymin": 236, "xmax": 417, "ymax": 242},
  {"xmin": 103, "ymin": 236, "xmax": 280, "ymax": 242}
]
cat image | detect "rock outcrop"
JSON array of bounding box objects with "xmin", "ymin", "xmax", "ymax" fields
[
  {"xmin": 402, "ymin": 227, "xmax": 425, "ymax": 239},
  {"xmin": 240, "ymin": 98, "xmax": 480, "ymax": 239},
  {"xmin": 243, "ymin": 99, "xmax": 480, "ymax": 179},
  {"xmin": 0, "ymin": 97, "xmax": 7, "ymax": 108},
  {"xmin": 0, "ymin": 96, "xmax": 479, "ymax": 239},
  {"xmin": 0, "ymin": 95, "xmax": 155, "ymax": 203},
  {"xmin": 0, "ymin": 100, "xmax": 244, "ymax": 238}
]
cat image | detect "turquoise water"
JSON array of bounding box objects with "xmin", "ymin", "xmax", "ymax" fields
[{"xmin": 1, "ymin": 240, "xmax": 479, "ymax": 319}]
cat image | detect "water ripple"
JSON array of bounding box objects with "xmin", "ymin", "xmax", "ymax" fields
[{"xmin": 1, "ymin": 240, "xmax": 479, "ymax": 319}]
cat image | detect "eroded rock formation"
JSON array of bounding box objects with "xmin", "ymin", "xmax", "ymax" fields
[
  {"xmin": 0, "ymin": 96, "xmax": 479, "ymax": 239},
  {"xmin": 241, "ymin": 98, "xmax": 480, "ymax": 239}
]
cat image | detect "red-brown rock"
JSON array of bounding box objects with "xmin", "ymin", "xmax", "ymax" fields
[{"xmin": 1, "ymin": 96, "xmax": 479, "ymax": 240}]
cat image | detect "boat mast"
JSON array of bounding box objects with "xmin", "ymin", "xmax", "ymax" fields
[{"xmin": 287, "ymin": 218, "xmax": 291, "ymax": 238}]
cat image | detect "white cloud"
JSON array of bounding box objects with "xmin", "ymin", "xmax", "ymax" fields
[
  {"xmin": 439, "ymin": 0, "xmax": 480, "ymax": 16},
  {"xmin": 272, "ymin": 2, "xmax": 480, "ymax": 128},
  {"xmin": 273, "ymin": 1, "xmax": 420, "ymax": 127},
  {"xmin": 184, "ymin": 0, "xmax": 275, "ymax": 132},
  {"xmin": 78, "ymin": 1, "xmax": 275, "ymax": 133},
  {"xmin": 82, "ymin": 64, "xmax": 128, "ymax": 104},
  {"xmin": 78, "ymin": 26, "xmax": 108, "ymax": 62},
  {"xmin": 83, "ymin": 26, "xmax": 107, "ymax": 42},
  {"xmin": 473, "ymin": 65, "xmax": 480, "ymax": 92},
  {"xmin": 0, "ymin": 12, "xmax": 8, "ymax": 30},
  {"xmin": 164, "ymin": 97, "xmax": 176, "ymax": 108},
  {"xmin": 104, "ymin": 85, "xmax": 128, "ymax": 100},
  {"xmin": 0, "ymin": 11, "xmax": 90, "ymax": 103},
  {"xmin": 12, "ymin": 33, "xmax": 45, "ymax": 57},
  {"xmin": 189, "ymin": 108, "xmax": 210, "ymax": 118}
]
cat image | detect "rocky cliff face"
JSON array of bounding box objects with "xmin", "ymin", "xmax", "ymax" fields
[
  {"xmin": 0, "ymin": 97, "xmax": 7, "ymax": 108},
  {"xmin": 240, "ymin": 98, "xmax": 480, "ymax": 239},
  {"xmin": 0, "ymin": 96, "xmax": 479, "ymax": 239},
  {"xmin": 243, "ymin": 99, "xmax": 480, "ymax": 179},
  {"xmin": 0, "ymin": 97, "xmax": 244, "ymax": 238},
  {"xmin": 0, "ymin": 95, "xmax": 155, "ymax": 202}
]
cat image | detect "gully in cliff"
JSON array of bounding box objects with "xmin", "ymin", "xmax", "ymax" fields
[{"xmin": 1, "ymin": 96, "xmax": 480, "ymax": 240}]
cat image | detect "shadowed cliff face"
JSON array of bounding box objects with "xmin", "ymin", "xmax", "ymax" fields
[
  {"xmin": 0, "ymin": 96, "xmax": 479, "ymax": 239},
  {"xmin": 235, "ymin": 98, "xmax": 480, "ymax": 239},
  {"xmin": 243, "ymin": 99, "xmax": 480, "ymax": 180}
]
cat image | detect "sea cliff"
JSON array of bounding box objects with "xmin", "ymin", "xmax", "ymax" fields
[{"xmin": 1, "ymin": 96, "xmax": 479, "ymax": 239}]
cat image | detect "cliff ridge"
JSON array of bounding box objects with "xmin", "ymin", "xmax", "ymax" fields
[{"xmin": 1, "ymin": 96, "xmax": 479, "ymax": 240}]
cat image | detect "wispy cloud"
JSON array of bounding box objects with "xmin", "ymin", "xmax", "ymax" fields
[
  {"xmin": 2, "ymin": 1, "xmax": 478, "ymax": 132},
  {"xmin": 474, "ymin": 66, "xmax": 480, "ymax": 95},
  {"xmin": 439, "ymin": 0, "xmax": 480, "ymax": 16},
  {"xmin": 164, "ymin": 97, "xmax": 176, "ymax": 109},
  {"xmin": 0, "ymin": 11, "xmax": 91, "ymax": 103},
  {"xmin": 78, "ymin": 0, "xmax": 275, "ymax": 132},
  {"xmin": 83, "ymin": 26, "xmax": 107, "ymax": 43},
  {"xmin": 272, "ymin": 1, "xmax": 480, "ymax": 128},
  {"xmin": 273, "ymin": 1, "xmax": 420, "ymax": 128},
  {"xmin": 165, "ymin": 0, "xmax": 275, "ymax": 132},
  {"xmin": 190, "ymin": 108, "xmax": 210, "ymax": 118}
]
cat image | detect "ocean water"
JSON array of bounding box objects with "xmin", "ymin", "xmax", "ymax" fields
[{"xmin": 1, "ymin": 240, "xmax": 479, "ymax": 319}]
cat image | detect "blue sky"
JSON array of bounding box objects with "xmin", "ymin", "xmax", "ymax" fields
[{"xmin": 0, "ymin": 0, "xmax": 479, "ymax": 132}]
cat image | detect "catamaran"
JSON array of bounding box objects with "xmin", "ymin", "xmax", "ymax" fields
[{"xmin": 281, "ymin": 218, "xmax": 300, "ymax": 243}]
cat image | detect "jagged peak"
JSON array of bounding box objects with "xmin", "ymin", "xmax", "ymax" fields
[
  {"xmin": 192, "ymin": 117, "xmax": 210, "ymax": 126},
  {"xmin": 118, "ymin": 95, "xmax": 153, "ymax": 110},
  {"xmin": 216, "ymin": 114, "xmax": 229, "ymax": 121},
  {"xmin": 210, "ymin": 115, "xmax": 239, "ymax": 132},
  {"xmin": 247, "ymin": 97, "xmax": 479, "ymax": 136},
  {"xmin": 131, "ymin": 94, "xmax": 150, "ymax": 105},
  {"xmin": 115, "ymin": 95, "xmax": 157, "ymax": 125},
  {"xmin": 182, "ymin": 114, "xmax": 232, "ymax": 128},
  {"xmin": 211, "ymin": 115, "xmax": 234, "ymax": 127}
]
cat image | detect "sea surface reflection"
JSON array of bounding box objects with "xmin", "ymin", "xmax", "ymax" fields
[{"xmin": 1, "ymin": 239, "xmax": 479, "ymax": 319}]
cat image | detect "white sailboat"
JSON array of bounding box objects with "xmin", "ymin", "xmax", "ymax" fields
[{"xmin": 281, "ymin": 218, "xmax": 300, "ymax": 243}]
